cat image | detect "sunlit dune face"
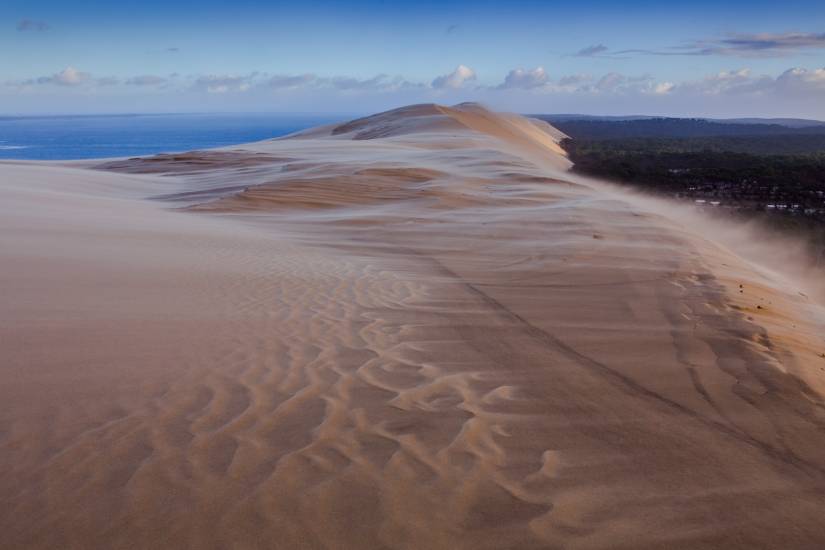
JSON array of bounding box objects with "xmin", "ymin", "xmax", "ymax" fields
[{"xmin": 3, "ymin": 103, "xmax": 825, "ymax": 550}]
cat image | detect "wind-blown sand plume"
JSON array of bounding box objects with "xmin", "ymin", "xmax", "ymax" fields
[{"xmin": 2, "ymin": 103, "xmax": 825, "ymax": 549}]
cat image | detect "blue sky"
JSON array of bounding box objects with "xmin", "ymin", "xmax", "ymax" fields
[{"xmin": 2, "ymin": 0, "xmax": 825, "ymax": 117}]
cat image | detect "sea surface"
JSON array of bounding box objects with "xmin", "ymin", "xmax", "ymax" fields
[{"xmin": 0, "ymin": 113, "xmax": 347, "ymax": 161}]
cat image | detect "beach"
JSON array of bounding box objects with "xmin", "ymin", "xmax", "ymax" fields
[{"xmin": 2, "ymin": 103, "xmax": 825, "ymax": 549}]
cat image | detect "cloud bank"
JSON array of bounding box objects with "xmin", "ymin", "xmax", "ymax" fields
[
  {"xmin": 4, "ymin": 64, "xmax": 824, "ymax": 118},
  {"xmin": 499, "ymin": 67, "xmax": 549, "ymax": 89},
  {"xmin": 31, "ymin": 67, "xmax": 91, "ymax": 86},
  {"xmin": 10, "ymin": 64, "xmax": 825, "ymax": 99}
]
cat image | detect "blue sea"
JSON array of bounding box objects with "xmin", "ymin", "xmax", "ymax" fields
[{"xmin": 0, "ymin": 113, "xmax": 348, "ymax": 161}]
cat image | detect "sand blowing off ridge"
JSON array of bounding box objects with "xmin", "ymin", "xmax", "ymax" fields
[{"xmin": 2, "ymin": 103, "xmax": 825, "ymax": 550}]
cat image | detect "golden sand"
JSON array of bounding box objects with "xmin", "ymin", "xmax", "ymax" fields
[{"xmin": 2, "ymin": 103, "xmax": 825, "ymax": 549}]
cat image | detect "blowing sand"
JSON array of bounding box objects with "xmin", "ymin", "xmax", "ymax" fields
[{"xmin": 2, "ymin": 103, "xmax": 825, "ymax": 549}]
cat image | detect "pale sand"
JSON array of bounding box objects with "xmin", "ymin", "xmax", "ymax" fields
[{"xmin": 2, "ymin": 103, "xmax": 825, "ymax": 549}]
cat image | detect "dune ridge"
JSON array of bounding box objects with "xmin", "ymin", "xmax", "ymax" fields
[{"xmin": 2, "ymin": 103, "xmax": 825, "ymax": 549}]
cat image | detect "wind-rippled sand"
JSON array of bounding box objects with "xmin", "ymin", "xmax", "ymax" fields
[{"xmin": 2, "ymin": 103, "xmax": 825, "ymax": 549}]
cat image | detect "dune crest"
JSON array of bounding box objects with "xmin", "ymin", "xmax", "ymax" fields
[{"xmin": 2, "ymin": 103, "xmax": 825, "ymax": 549}]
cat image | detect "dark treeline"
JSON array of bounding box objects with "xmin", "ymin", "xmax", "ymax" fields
[
  {"xmin": 537, "ymin": 117, "xmax": 825, "ymax": 140},
  {"xmin": 552, "ymin": 118, "xmax": 825, "ymax": 262},
  {"xmin": 562, "ymin": 135, "xmax": 825, "ymax": 155},
  {"xmin": 563, "ymin": 142, "xmax": 825, "ymax": 198}
]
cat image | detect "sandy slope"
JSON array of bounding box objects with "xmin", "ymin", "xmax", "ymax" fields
[{"xmin": 2, "ymin": 103, "xmax": 825, "ymax": 550}]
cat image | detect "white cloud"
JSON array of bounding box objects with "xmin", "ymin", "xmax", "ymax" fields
[
  {"xmin": 775, "ymin": 67, "xmax": 825, "ymax": 95},
  {"xmin": 264, "ymin": 73, "xmax": 421, "ymax": 93},
  {"xmin": 126, "ymin": 75, "xmax": 168, "ymax": 86},
  {"xmin": 267, "ymin": 74, "xmax": 317, "ymax": 90},
  {"xmin": 54, "ymin": 67, "xmax": 90, "ymax": 86},
  {"xmin": 499, "ymin": 67, "xmax": 549, "ymax": 90},
  {"xmin": 4, "ymin": 64, "xmax": 824, "ymax": 119},
  {"xmin": 4, "ymin": 67, "xmax": 118, "ymax": 88},
  {"xmin": 489, "ymin": 69, "xmax": 667, "ymax": 95},
  {"xmin": 431, "ymin": 65, "xmax": 476, "ymax": 89},
  {"xmin": 664, "ymin": 67, "xmax": 825, "ymax": 98},
  {"xmin": 191, "ymin": 74, "xmax": 255, "ymax": 93},
  {"xmin": 688, "ymin": 68, "xmax": 755, "ymax": 94},
  {"xmin": 39, "ymin": 67, "xmax": 91, "ymax": 86},
  {"xmin": 595, "ymin": 72, "xmax": 626, "ymax": 92},
  {"xmin": 328, "ymin": 74, "xmax": 420, "ymax": 92},
  {"xmin": 556, "ymin": 74, "xmax": 593, "ymax": 90},
  {"xmin": 653, "ymin": 81, "xmax": 676, "ymax": 94}
]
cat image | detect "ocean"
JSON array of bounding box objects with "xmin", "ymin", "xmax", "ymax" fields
[{"xmin": 0, "ymin": 113, "xmax": 347, "ymax": 161}]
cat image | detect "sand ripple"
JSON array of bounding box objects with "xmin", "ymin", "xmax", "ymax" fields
[{"xmin": 2, "ymin": 104, "xmax": 825, "ymax": 549}]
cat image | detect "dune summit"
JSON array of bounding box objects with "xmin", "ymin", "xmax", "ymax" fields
[{"xmin": 2, "ymin": 103, "xmax": 825, "ymax": 550}]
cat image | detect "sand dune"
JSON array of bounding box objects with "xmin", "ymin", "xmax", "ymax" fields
[{"xmin": 2, "ymin": 103, "xmax": 825, "ymax": 549}]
